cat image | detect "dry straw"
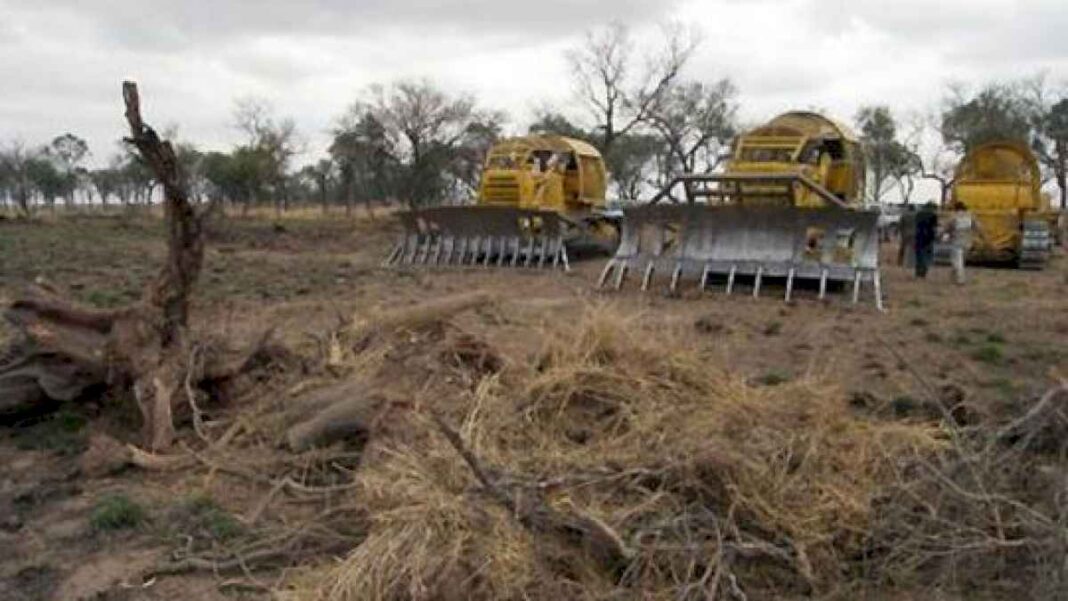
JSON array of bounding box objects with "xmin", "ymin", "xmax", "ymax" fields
[{"xmin": 301, "ymin": 302, "xmax": 945, "ymax": 600}]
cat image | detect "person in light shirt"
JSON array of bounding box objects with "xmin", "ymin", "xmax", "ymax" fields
[{"xmin": 945, "ymin": 202, "xmax": 973, "ymax": 285}]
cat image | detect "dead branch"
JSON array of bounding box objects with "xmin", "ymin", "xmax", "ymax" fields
[
  {"xmin": 350, "ymin": 291, "xmax": 495, "ymax": 344},
  {"xmin": 201, "ymin": 327, "xmax": 282, "ymax": 382},
  {"xmin": 285, "ymin": 398, "xmax": 377, "ymax": 452},
  {"xmin": 283, "ymin": 380, "xmax": 382, "ymax": 452},
  {"xmin": 127, "ymin": 444, "xmax": 197, "ymax": 471},
  {"xmin": 430, "ymin": 411, "xmax": 634, "ymax": 573}
]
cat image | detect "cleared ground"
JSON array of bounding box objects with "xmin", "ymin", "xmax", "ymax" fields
[{"xmin": 1, "ymin": 210, "xmax": 1065, "ymax": 600}]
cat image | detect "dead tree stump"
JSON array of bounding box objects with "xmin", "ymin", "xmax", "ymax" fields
[{"xmin": 0, "ymin": 82, "xmax": 209, "ymax": 450}]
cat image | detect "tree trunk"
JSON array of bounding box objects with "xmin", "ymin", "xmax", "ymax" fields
[
  {"xmin": 119, "ymin": 81, "xmax": 208, "ymax": 448},
  {"xmin": 1057, "ymin": 171, "xmax": 1066, "ymax": 210},
  {"xmin": 16, "ymin": 190, "xmax": 30, "ymax": 217},
  {"xmin": 319, "ymin": 178, "xmax": 328, "ymax": 215}
]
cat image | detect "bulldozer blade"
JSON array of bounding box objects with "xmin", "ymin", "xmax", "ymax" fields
[
  {"xmin": 600, "ymin": 205, "xmax": 883, "ymax": 308},
  {"xmin": 384, "ymin": 206, "xmax": 570, "ymax": 272}
]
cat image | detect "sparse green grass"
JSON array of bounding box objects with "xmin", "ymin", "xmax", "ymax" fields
[
  {"xmin": 909, "ymin": 317, "xmax": 929, "ymax": 327},
  {"xmin": 13, "ymin": 409, "xmax": 88, "ymax": 455},
  {"xmin": 0, "ymin": 213, "xmax": 365, "ymax": 305},
  {"xmin": 1020, "ymin": 345, "xmax": 1062, "ymax": 363},
  {"xmin": 984, "ymin": 377, "xmax": 1017, "ymax": 399},
  {"xmin": 174, "ymin": 494, "xmax": 245, "ymax": 542},
  {"xmin": 0, "ymin": 215, "xmax": 161, "ymax": 285},
  {"xmin": 891, "ymin": 395, "xmax": 922, "ymax": 417},
  {"xmin": 985, "ymin": 332, "xmax": 1007, "ymax": 344},
  {"xmin": 943, "ymin": 327, "xmax": 1011, "ymax": 365},
  {"xmin": 90, "ymin": 494, "xmax": 145, "ymax": 532},
  {"xmin": 763, "ymin": 321, "xmax": 783, "ymax": 336},
  {"xmin": 754, "ymin": 370, "xmax": 790, "ymax": 386},
  {"xmin": 85, "ymin": 288, "xmax": 128, "ymax": 308},
  {"xmin": 970, "ymin": 344, "xmax": 1005, "ymax": 365},
  {"xmin": 967, "ymin": 327, "xmax": 1007, "ymax": 345},
  {"xmin": 924, "ymin": 331, "xmax": 943, "ymax": 343}
]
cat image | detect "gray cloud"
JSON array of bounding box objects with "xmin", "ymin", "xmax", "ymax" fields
[
  {"xmin": 0, "ymin": 0, "xmax": 1064, "ymax": 170},
  {"xmin": 818, "ymin": 0, "xmax": 1068, "ymax": 62},
  {"xmin": 10, "ymin": 0, "xmax": 680, "ymax": 51}
]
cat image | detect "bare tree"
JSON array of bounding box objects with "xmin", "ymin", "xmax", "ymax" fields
[
  {"xmin": 47, "ymin": 133, "xmax": 89, "ymax": 208},
  {"xmin": 26, "ymin": 153, "xmax": 66, "ymax": 212},
  {"xmin": 300, "ymin": 159, "xmax": 336, "ymax": 214},
  {"xmin": 232, "ymin": 97, "xmax": 302, "ymax": 213},
  {"xmin": 566, "ymin": 21, "xmax": 700, "ymax": 154},
  {"xmin": 447, "ymin": 118, "xmax": 503, "ymax": 200},
  {"xmin": 605, "ymin": 133, "xmax": 662, "ymax": 201},
  {"xmin": 0, "ymin": 154, "xmax": 10, "ymax": 213},
  {"xmin": 88, "ymin": 167, "xmax": 121, "ymax": 208},
  {"xmin": 0, "ymin": 140, "xmax": 38, "ymax": 216},
  {"xmin": 1024, "ymin": 77, "xmax": 1068, "ymax": 209},
  {"xmin": 527, "ymin": 109, "xmax": 591, "ymax": 140},
  {"xmin": 645, "ymin": 78, "xmax": 737, "ymax": 179},
  {"xmin": 339, "ymin": 80, "xmax": 503, "ymax": 208},
  {"xmin": 856, "ymin": 106, "xmax": 913, "ymax": 205},
  {"xmin": 331, "ymin": 111, "xmax": 397, "ymax": 216},
  {"xmin": 899, "ymin": 114, "xmax": 959, "ymax": 206},
  {"xmin": 941, "ymin": 82, "xmax": 1033, "ymax": 153}
]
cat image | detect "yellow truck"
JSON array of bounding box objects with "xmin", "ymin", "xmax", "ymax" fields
[
  {"xmin": 599, "ymin": 111, "xmax": 883, "ymax": 308},
  {"xmin": 385, "ymin": 135, "xmax": 618, "ymax": 269},
  {"xmin": 949, "ymin": 141, "xmax": 1055, "ymax": 269}
]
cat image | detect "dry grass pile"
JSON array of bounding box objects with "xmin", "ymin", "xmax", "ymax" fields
[{"xmin": 294, "ymin": 304, "xmax": 947, "ymax": 600}]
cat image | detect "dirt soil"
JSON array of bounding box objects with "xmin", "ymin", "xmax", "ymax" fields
[{"xmin": 1, "ymin": 209, "xmax": 1065, "ymax": 600}]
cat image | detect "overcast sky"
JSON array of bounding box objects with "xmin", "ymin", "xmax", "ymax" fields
[{"xmin": 2, "ymin": 0, "xmax": 1066, "ymax": 168}]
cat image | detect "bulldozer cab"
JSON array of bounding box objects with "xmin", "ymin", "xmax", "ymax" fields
[
  {"xmin": 727, "ymin": 113, "xmax": 864, "ymax": 208},
  {"xmin": 477, "ymin": 135, "xmax": 607, "ymax": 213}
]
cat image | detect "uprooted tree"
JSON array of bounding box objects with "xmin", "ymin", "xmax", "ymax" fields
[{"xmin": 0, "ymin": 81, "xmax": 253, "ymax": 450}]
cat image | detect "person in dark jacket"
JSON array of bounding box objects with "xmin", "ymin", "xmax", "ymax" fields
[
  {"xmin": 898, "ymin": 204, "xmax": 917, "ymax": 268},
  {"xmin": 914, "ymin": 202, "xmax": 939, "ymax": 278}
]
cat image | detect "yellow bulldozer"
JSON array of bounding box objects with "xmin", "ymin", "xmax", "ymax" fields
[
  {"xmin": 599, "ymin": 111, "xmax": 883, "ymax": 308},
  {"xmin": 385, "ymin": 135, "xmax": 619, "ymax": 270},
  {"xmin": 942, "ymin": 141, "xmax": 1056, "ymax": 269},
  {"xmin": 719, "ymin": 111, "xmax": 866, "ymax": 207}
]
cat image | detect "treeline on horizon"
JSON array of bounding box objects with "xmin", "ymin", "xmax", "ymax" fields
[{"xmin": 1, "ymin": 23, "xmax": 1066, "ymax": 217}]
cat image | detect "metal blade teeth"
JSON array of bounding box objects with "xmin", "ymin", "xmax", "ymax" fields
[{"xmin": 600, "ymin": 205, "xmax": 883, "ymax": 308}]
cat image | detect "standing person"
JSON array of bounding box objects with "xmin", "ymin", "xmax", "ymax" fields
[
  {"xmin": 914, "ymin": 202, "xmax": 939, "ymax": 278},
  {"xmin": 947, "ymin": 202, "xmax": 973, "ymax": 284},
  {"xmin": 898, "ymin": 204, "xmax": 917, "ymax": 268}
]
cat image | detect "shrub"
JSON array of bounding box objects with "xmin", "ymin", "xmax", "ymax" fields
[
  {"xmin": 178, "ymin": 495, "xmax": 244, "ymax": 541},
  {"xmin": 90, "ymin": 494, "xmax": 144, "ymax": 531},
  {"xmin": 971, "ymin": 344, "xmax": 1005, "ymax": 365}
]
